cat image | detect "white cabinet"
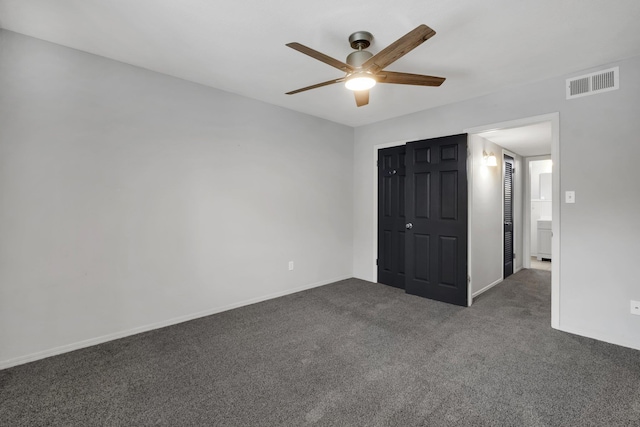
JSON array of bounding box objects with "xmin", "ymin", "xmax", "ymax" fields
[
  {"xmin": 530, "ymin": 201, "xmax": 552, "ymax": 255},
  {"xmin": 537, "ymin": 219, "xmax": 552, "ymax": 261}
]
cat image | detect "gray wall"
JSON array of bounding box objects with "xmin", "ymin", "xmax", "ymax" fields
[
  {"xmin": 0, "ymin": 31, "xmax": 354, "ymax": 366},
  {"xmin": 353, "ymin": 55, "xmax": 640, "ymax": 350},
  {"xmin": 468, "ymin": 135, "xmax": 524, "ymax": 296},
  {"xmin": 2, "ymin": 29, "xmax": 639, "ymax": 367}
]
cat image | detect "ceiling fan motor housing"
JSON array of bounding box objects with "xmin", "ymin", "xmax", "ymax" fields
[
  {"xmin": 347, "ymin": 50, "xmax": 373, "ymax": 68},
  {"xmin": 347, "ymin": 31, "xmax": 374, "ymax": 68},
  {"xmin": 349, "ymin": 31, "xmax": 373, "ymax": 49}
]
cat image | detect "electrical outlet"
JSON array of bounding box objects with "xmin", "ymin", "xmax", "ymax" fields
[
  {"xmin": 631, "ymin": 300, "xmax": 640, "ymax": 316},
  {"xmin": 288, "ymin": 261, "xmax": 294, "ymax": 271}
]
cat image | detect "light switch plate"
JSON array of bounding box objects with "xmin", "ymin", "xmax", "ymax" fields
[
  {"xmin": 565, "ymin": 191, "xmax": 576, "ymax": 203},
  {"xmin": 631, "ymin": 300, "xmax": 640, "ymax": 315}
]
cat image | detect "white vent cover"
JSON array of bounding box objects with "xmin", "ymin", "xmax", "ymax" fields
[{"xmin": 566, "ymin": 67, "xmax": 619, "ymax": 99}]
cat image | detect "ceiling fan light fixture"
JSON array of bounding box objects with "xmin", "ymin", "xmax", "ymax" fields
[
  {"xmin": 345, "ymin": 73, "xmax": 376, "ymax": 91},
  {"xmin": 286, "ymin": 24, "xmax": 443, "ymax": 106}
]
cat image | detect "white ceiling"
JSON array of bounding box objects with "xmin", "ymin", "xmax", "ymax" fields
[
  {"xmin": 479, "ymin": 122, "xmax": 552, "ymax": 158},
  {"xmin": 1, "ymin": 0, "xmax": 640, "ymax": 127}
]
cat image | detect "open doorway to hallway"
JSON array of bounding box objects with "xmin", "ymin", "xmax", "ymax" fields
[
  {"xmin": 466, "ymin": 113, "xmax": 560, "ymax": 328},
  {"xmin": 474, "ymin": 121, "xmax": 553, "ymax": 276},
  {"xmin": 528, "ymin": 157, "xmax": 553, "ymax": 272}
]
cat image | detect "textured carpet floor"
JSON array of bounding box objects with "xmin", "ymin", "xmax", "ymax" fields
[{"xmin": 1, "ymin": 269, "xmax": 639, "ymax": 426}]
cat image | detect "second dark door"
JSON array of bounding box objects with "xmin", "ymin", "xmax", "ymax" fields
[
  {"xmin": 404, "ymin": 134, "xmax": 468, "ymax": 306},
  {"xmin": 377, "ymin": 146, "xmax": 406, "ymax": 289}
]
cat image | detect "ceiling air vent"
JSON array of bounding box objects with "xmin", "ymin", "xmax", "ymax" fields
[{"xmin": 566, "ymin": 66, "xmax": 619, "ymax": 99}]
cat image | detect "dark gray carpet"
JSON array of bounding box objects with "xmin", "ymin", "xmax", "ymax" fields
[{"xmin": 1, "ymin": 269, "xmax": 639, "ymax": 426}]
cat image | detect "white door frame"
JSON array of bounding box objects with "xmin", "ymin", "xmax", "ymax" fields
[{"xmin": 465, "ymin": 112, "xmax": 560, "ymax": 329}]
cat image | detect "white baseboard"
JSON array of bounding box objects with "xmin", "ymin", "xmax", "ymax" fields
[
  {"xmin": 555, "ymin": 324, "xmax": 640, "ymax": 352},
  {"xmin": 0, "ymin": 275, "xmax": 352, "ymax": 370},
  {"xmin": 472, "ymin": 278, "xmax": 503, "ymax": 298}
]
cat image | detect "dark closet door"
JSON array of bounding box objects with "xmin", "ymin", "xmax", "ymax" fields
[
  {"xmin": 503, "ymin": 155, "xmax": 515, "ymax": 278},
  {"xmin": 405, "ymin": 134, "xmax": 468, "ymax": 306},
  {"xmin": 377, "ymin": 146, "xmax": 407, "ymax": 289}
]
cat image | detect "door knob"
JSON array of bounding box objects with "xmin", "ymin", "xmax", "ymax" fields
[{"xmin": 405, "ymin": 223, "xmax": 413, "ymax": 229}]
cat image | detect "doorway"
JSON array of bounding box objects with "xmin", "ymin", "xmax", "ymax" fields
[
  {"xmin": 528, "ymin": 157, "xmax": 553, "ymax": 271},
  {"xmin": 465, "ymin": 113, "xmax": 560, "ymax": 328}
]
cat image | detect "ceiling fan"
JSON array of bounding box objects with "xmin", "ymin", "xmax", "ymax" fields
[{"xmin": 285, "ymin": 24, "xmax": 445, "ymax": 107}]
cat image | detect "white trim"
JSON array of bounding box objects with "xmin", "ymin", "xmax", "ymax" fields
[
  {"xmin": 524, "ymin": 158, "xmax": 531, "ymax": 268},
  {"xmin": 465, "ymin": 113, "xmax": 558, "ymax": 135},
  {"xmin": 559, "ymin": 324, "xmax": 640, "ymax": 352},
  {"xmin": 550, "ymin": 113, "xmax": 561, "ymax": 330},
  {"xmin": 372, "ymin": 140, "xmax": 407, "ymax": 283},
  {"xmin": 464, "ymin": 112, "xmax": 560, "ymax": 329},
  {"xmin": 473, "ymin": 277, "xmax": 503, "ymax": 298},
  {"xmin": 467, "ymin": 141, "xmax": 474, "ymax": 306},
  {"xmin": 0, "ymin": 274, "xmax": 351, "ymax": 370}
]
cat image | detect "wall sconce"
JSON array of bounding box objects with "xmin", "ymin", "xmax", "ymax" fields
[{"xmin": 483, "ymin": 150, "xmax": 497, "ymax": 167}]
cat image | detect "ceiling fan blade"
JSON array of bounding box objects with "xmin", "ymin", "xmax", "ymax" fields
[
  {"xmin": 354, "ymin": 90, "xmax": 369, "ymax": 107},
  {"xmin": 362, "ymin": 24, "xmax": 436, "ymax": 74},
  {"xmin": 377, "ymin": 71, "xmax": 445, "ymax": 86},
  {"xmin": 286, "ymin": 42, "xmax": 354, "ymax": 72},
  {"xmin": 286, "ymin": 78, "xmax": 344, "ymax": 95}
]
